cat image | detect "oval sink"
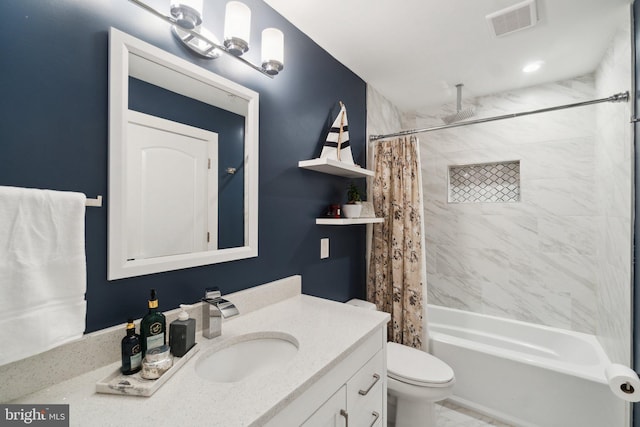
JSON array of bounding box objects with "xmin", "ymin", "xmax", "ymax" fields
[{"xmin": 195, "ymin": 332, "xmax": 299, "ymax": 383}]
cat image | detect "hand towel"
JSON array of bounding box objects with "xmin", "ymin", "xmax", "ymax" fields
[
  {"xmin": 0, "ymin": 186, "xmax": 87, "ymax": 366},
  {"xmin": 0, "ymin": 299, "xmax": 87, "ymax": 366}
]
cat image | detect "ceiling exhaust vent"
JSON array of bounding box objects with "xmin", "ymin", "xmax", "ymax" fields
[{"xmin": 486, "ymin": 0, "xmax": 538, "ymax": 37}]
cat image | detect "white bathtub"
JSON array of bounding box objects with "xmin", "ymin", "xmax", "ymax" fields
[{"xmin": 427, "ymin": 304, "xmax": 628, "ymax": 427}]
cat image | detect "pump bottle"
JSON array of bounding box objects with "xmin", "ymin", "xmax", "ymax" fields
[{"xmin": 169, "ymin": 304, "xmax": 196, "ymax": 357}]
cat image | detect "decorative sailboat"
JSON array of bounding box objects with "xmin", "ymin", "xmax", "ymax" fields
[{"xmin": 319, "ymin": 101, "xmax": 355, "ymax": 165}]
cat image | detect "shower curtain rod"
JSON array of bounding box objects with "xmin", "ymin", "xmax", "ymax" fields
[{"xmin": 369, "ymin": 91, "xmax": 629, "ymax": 141}]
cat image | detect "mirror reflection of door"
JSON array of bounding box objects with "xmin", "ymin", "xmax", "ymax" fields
[
  {"xmin": 126, "ymin": 111, "xmax": 218, "ymax": 259},
  {"xmin": 128, "ymin": 77, "xmax": 245, "ymax": 250}
]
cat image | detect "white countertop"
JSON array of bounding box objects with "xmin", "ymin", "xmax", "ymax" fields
[{"xmin": 11, "ymin": 294, "xmax": 389, "ymax": 426}]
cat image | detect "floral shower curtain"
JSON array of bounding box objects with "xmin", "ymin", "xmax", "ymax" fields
[{"xmin": 367, "ymin": 136, "xmax": 425, "ymax": 349}]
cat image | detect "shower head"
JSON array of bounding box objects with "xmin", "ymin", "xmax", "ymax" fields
[{"xmin": 441, "ymin": 84, "xmax": 476, "ymax": 124}]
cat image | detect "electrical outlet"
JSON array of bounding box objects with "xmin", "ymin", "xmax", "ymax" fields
[{"xmin": 320, "ymin": 238, "xmax": 329, "ymax": 259}]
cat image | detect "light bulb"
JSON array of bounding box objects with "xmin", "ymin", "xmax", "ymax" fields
[
  {"xmin": 261, "ymin": 28, "xmax": 284, "ymax": 75},
  {"xmin": 224, "ymin": 1, "xmax": 251, "ymax": 56}
]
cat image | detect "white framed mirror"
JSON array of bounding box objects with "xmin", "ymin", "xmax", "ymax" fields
[{"xmin": 108, "ymin": 27, "xmax": 258, "ymax": 280}]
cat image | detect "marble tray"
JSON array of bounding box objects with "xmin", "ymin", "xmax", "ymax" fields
[{"xmin": 95, "ymin": 344, "xmax": 199, "ymax": 397}]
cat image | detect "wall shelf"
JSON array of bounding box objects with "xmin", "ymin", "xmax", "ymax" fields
[
  {"xmin": 298, "ymin": 158, "xmax": 374, "ymax": 178},
  {"xmin": 316, "ymin": 218, "xmax": 384, "ymax": 225}
]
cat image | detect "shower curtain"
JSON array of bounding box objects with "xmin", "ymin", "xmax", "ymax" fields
[{"xmin": 367, "ymin": 136, "xmax": 425, "ymax": 349}]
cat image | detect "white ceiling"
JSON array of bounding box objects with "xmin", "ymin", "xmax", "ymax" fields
[{"xmin": 264, "ymin": 0, "xmax": 631, "ymax": 112}]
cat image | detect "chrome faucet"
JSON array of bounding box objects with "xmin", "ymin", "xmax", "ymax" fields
[{"xmin": 202, "ymin": 288, "xmax": 239, "ymax": 339}]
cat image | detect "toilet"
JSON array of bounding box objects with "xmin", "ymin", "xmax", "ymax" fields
[{"xmin": 346, "ymin": 299, "xmax": 455, "ymax": 427}]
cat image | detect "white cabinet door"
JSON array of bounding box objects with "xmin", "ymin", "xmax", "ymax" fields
[{"xmin": 302, "ymin": 385, "xmax": 347, "ymax": 427}]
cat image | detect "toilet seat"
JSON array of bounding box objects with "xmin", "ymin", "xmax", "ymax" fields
[{"xmin": 387, "ymin": 342, "xmax": 454, "ymax": 387}]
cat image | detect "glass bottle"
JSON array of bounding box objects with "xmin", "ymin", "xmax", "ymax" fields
[
  {"xmin": 121, "ymin": 318, "xmax": 142, "ymax": 375},
  {"xmin": 140, "ymin": 289, "xmax": 166, "ymax": 357}
]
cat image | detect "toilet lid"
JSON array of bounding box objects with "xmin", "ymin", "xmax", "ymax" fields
[{"xmin": 387, "ymin": 342, "xmax": 454, "ymax": 385}]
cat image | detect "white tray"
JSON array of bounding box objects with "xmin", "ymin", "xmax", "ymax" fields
[{"xmin": 96, "ymin": 344, "xmax": 199, "ymax": 397}]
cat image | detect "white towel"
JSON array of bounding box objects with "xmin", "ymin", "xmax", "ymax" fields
[{"xmin": 0, "ymin": 186, "xmax": 87, "ymax": 366}]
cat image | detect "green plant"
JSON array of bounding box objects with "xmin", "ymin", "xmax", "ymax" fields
[{"xmin": 347, "ymin": 182, "xmax": 362, "ymax": 204}]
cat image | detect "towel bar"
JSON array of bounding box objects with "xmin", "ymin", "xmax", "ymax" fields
[{"xmin": 86, "ymin": 195, "xmax": 102, "ymax": 207}]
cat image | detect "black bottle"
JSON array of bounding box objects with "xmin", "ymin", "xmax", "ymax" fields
[
  {"xmin": 121, "ymin": 318, "xmax": 142, "ymax": 375},
  {"xmin": 140, "ymin": 289, "xmax": 166, "ymax": 357}
]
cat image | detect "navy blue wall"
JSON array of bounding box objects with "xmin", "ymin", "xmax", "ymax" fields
[{"xmin": 0, "ymin": 0, "xmax": 368, "ymax": 332}]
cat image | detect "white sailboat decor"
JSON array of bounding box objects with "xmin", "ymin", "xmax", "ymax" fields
[{"xmin": 319, "ymin": 101, "xmax": 355, "ymax": 165}]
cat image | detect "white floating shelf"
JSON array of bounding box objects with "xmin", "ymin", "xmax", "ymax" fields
[
  {"xmin": 298, "ymin": 158, "xmax": 375, "ymax": 178},
  {"xmin": 316, "ymin": 218, "xmax": 384, "ymax": 225}
]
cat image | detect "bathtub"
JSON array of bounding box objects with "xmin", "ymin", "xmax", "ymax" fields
[{"xmin": 427, "ymin": 304, "xmax": 628, "ymax": 427}]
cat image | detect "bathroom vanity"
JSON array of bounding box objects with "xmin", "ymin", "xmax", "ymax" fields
[
  {"xmin": 7, "ymin": 276, "xmax": 389, "ymax": 426},
  {"xmin": 266, "ymin": 325, "xmax": 385, "ymax": 426}
]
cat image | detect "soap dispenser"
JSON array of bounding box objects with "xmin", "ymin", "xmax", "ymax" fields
[{"xmin": 169, "ymin": 304, "xmax": 196, "ymax": 357}]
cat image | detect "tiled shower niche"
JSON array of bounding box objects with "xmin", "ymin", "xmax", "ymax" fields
[{"xmin": 448, "ymin": 161, "xmax": 520, "ymax": 203}]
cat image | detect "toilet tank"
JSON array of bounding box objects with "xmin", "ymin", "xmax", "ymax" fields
[{"xmin": 346, "ymin": 299, "xmax": 377, "ymax": 311}]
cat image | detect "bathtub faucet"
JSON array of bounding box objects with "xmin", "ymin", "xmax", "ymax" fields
[{"xmin": 202, "ymin": 288, "xmax": 239, "ymax": 339}]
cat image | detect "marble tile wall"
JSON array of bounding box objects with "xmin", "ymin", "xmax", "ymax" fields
[
  {"xmin": 407, "ymin": 75, "xmax": 603, "ymax": 334},
  {"xmin": 594, "ymin": 26, "xmax": 632, "ymax": 365},
  {"xmin": 365, "ymin": 27, "xmax": 632, "ymax": 365},
  {"xmin": 366, "ymin": 85, "xmax": 404, "ymax": 138}
]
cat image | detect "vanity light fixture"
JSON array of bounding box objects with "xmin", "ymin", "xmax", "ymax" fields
[
  {"xmin": 170, "ymin": 0, "xmax": 203, "ymax": 29},
  {"xmin": 128, "ymin": 0, "xmax": 284, "ymax": 78}
]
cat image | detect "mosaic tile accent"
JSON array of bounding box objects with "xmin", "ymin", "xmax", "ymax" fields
[{"xmin": 448, "ymin": 161, "xmax": 520, "ymax": 203}]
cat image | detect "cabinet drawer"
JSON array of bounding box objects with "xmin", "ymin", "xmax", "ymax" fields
[
  {"xmin": 353, "ymin": 402, "xmax": 382, "ymax": 427},
  {"xmin": 347, "ymin": 349, "xmax": 384, "ymax": 424}
]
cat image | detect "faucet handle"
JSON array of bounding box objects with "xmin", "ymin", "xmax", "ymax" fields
[{"xmin": 204, "ymin": 287, "xmax": 221, "ymax": 300}]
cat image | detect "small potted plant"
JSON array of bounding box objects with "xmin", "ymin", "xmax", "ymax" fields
[{"xmin": 342, "ymin": 182, "xmax": 363, "ymax": 218}]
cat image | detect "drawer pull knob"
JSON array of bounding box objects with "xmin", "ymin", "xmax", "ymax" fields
[
  {"xmin": 359, "ymin": 373, "xmax": 381, "ymax": 396},
  {"xmin": 340, "ymin": 409, "xmax": 349, "ymax": 427},
  {"xmin": 369, "ymin": 411, "xmax": 380, "ymax": 427}
]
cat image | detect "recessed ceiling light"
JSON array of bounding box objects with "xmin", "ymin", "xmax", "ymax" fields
[{"xmin": 523, "ymin": 61, "xmax": 544, "ymax": 73}]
